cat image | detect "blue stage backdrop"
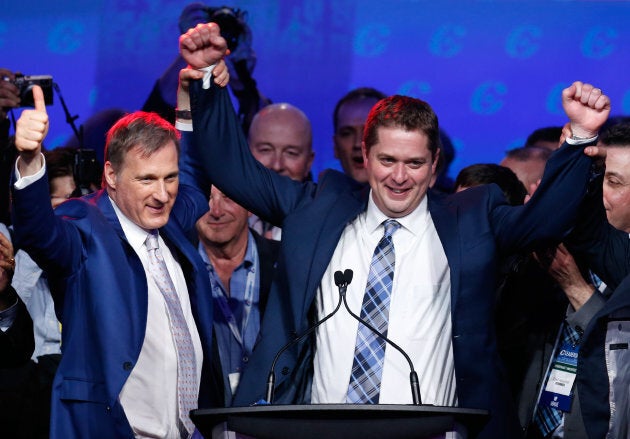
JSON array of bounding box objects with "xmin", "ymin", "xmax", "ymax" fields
[{"xmin": 3, "ymin": 0, "xmax": 630, "ymax": 181}]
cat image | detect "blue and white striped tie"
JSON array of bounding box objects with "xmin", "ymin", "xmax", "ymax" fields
[{"xmin": 347, "ymin": 219, "xmax": 400, "ymax": 404}]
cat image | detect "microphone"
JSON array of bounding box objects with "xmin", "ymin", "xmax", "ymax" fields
[
  {"xmin": 339, "ymin": 269, "xmax": 422, "ymax": 405},
  {"xmin": 264, "ymin": 269, "xmax": 352, "ymax": 404}
]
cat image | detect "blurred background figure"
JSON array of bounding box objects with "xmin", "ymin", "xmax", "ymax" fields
[
  {"xmin": 247, "ymin": 102, "xmax": 314, "ymax": 240},
  {"xmin": 500, "ymin": 146, "xmax": 552, "ymax": 197},
  {"xmin": 0, "ymin": 68, "xmax": 22, "ymax": 226},
  {"xmin": 525, "ymin": 126, "xmax": 563, "ymax": 151},
  {"xmin": 332, "ymin": 87, "xmax": 386, "ymax": 184},
  {"xmin": 454, "ymin": 163, "xmax": 527, "ymax": 206},
  {"xmin": 143, "ymin": 2, "xmax": 269, "ymax": 135}
]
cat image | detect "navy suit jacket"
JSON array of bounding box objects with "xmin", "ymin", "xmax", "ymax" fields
[
  {"xmin": 190, "ymin": 81, "xmax": 593, "ymax": 438},
  {"xmin": 11, "ymin": 168, "xmax": 214, "ymax": 438}
]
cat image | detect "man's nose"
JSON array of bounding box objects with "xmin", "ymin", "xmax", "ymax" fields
[
  {"xmin": 154, "ymin": 181, "xmax": 169, "ymax": 203},
  {"xmin": 270, "ymin": 152, "xmax": 285, "ymax": 173},
  {"xmin": 391, "ymin": 163, "xmax": 407, "ymax": 183},
  {"xmin": 209, "ymin": 197, "xmax": 225, "ymax": 217}
]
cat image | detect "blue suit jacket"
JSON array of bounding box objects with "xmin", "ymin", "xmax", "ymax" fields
[
  {"xmin": 190, "ymin": 82, "xmax": 594, "ymax": 438},
  {"xmin": 11, "ymin": 169, "xmax": 214, "ymax": 438}
]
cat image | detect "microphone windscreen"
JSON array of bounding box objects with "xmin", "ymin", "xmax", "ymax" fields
[
  {"xmin": 344, "ymin": 269, "xmax": 354, "ymax": 284},
  {"xmin": 334, "ymin": 270, "xmax": 344, "ymax": 287}
]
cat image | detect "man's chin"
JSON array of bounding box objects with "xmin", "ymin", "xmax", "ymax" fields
[{"xmin": 141, "ymin": 215, "xmax": 170, "ymax": 230}]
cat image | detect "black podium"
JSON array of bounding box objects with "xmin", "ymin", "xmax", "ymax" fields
[{"xmin": 191, "ymin": 404, "xmax": 489, "ymax": 439}]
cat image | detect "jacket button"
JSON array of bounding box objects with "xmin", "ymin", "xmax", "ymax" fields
[
  {"xmin": 281, "ymin": 366, "xmax": 290, "ymax": 376},
  {"xmin": 123, "ymin": 361, "xmax": 133, "ymax": 371}
]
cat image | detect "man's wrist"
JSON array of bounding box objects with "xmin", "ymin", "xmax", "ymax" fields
[
  {"xmin": 175, "ymin": 109, "xmax": 192, "ymax": 120},
  {"xmin": 569, "ymin": 124, "xmax": 598, "ymax": 140}
]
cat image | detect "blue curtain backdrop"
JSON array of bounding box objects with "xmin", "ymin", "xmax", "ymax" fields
[{"xmin": 4, "ymin": 0, "xmax": 630, "ymax": 180}]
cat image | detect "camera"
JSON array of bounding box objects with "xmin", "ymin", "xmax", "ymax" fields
[
  {"xmin": 13, "ymin": 73, "xmax": 54, "ymax": 107},
  {"xmin": 207, "ymin": 6, "xmax": 245, "ymax": 52},
  {"xmin": 73, "ymin": 149, "xmax": 100, "ymax": 194}
]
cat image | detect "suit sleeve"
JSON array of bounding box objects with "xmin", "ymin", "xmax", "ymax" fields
[
  {"xmin": 489, "ymin": 141, "xmax": 595, "ymax": 254},
  {"xmin": 171, "ymin": 129, "xmax": 211, "ymax": 234},
  {"xmin": 190, "ymin": 81, "xmax": 316, "ymax": 228},
  {"xmin": 11, "ymin": 169, "xmax": 83, "ymax": 279}
]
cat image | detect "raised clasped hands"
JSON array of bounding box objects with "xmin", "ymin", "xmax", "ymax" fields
[{"xmin": 179, "ymin": 22, "xmax": 228, "ymax": 70}]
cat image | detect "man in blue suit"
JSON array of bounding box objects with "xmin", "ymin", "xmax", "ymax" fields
[
  {"xmin": 180, "ymin": 23, "xmax": 610, "ymax": 438},
  {"xmin": 10, "ymin": 59, "xmax": 228, "ymax": 439}
]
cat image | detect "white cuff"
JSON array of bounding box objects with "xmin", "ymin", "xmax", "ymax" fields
[
  {"xmin": 200, "ymin": 64, "xmax": 216, "ymax": 90},
  {"xmin": 565, "ymin": 135, "xmax": 598, "ymax": 145},
  {"xmin": 13, "ymin": 154, "xmax": 46, "ymax": 190},
  {"xmin": 175, "ymin": 120, "xmax": 193, "ymax": 132}
]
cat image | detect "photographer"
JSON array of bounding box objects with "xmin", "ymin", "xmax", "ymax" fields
[
  {"xmin": 0, "ymin": 68, "xmax": 20, "ymax": 225},
  {"xmin": 0, "ymin": 68, "xmax": 54, "ymax": 225},
  {"xmin": 143, "ymin": 2, "xmax": 270, "ymax": 135}
]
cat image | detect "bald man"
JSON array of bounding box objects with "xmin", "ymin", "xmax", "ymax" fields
[
  {"xmin": 248, "ymin": 103, "xmax": 314, "ymax": 182},
  {"xmin": 247, "ymin": 103, "xmax": 314, "ymax": 239}
]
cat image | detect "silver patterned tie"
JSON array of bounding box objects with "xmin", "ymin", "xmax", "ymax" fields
[{"xmin": 145, "ymin": 231, "xmax": 197, "ymax": 436}]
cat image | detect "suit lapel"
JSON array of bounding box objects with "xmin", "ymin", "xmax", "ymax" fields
[
  {"xmin": 300, "ymin": 186, "xmax": 369, "ymax": 322},
  {"xmin": 428, "ymin": 191, "xmax": 462, "ymax": 315},
  {"xmin": 95, "ymin": 190, "xmax": 128, "ymax": 242}
]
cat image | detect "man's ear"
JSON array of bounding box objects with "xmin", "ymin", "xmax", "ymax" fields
[
  {"xmin": 103, "ymin": 161, "xmax": 117, "ymax": 189},
  {"xmin": 432, "ymin": 147, "xmax": 441, "ymax": 173},
  {"xmin": 361, "ymin": 141, "xmax": 368, "ymax": 165}
]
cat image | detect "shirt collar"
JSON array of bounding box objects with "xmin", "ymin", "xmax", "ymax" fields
[
  {"xmin": 198, "ymin": 230, "xmax": 257, "ymax": 271},
  {"xmin": 365, "ymin": 190, "xmax": 430, "ymax": 237},
  {"xmin": 109, "ymin": 195, "xmax": 153, "ymax": 252}
]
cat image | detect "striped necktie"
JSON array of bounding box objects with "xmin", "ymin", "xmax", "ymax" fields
[
  {"xmin": 347, "ymin": 219, "xmax": 401, "ymax": 403},
  {"xmin": 534, "ymin": 321, "xmax": 580, "ymax": 437}
]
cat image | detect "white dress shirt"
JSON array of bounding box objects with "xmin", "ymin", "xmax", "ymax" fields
[
  {"xmin": 311, "ymin": 194, "xmax": 457, "ymax": 406},
  {"xmin": 114, "ymin": 201, "xmax": 203, "ymax": 439}
]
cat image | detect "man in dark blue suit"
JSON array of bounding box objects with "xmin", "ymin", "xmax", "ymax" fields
[
  {"xmin": 180, "ymin": 23, "xmax": 610, "ymax": 438},
  {"xmin": 10, "ymin": 60, "xmax": 228, "ymax": 439}
]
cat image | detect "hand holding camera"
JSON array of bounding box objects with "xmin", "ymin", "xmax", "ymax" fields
[
  {"xmin": 1, "ymin": 68, "xmax": 53, "ymax": 120},
  {"xmin": 0, "ymin": 68, "xmax": 20, "ymax": 119},
  {"xmin": 13, "ymin": 73, "xmax": 54, "ymax": 107}
]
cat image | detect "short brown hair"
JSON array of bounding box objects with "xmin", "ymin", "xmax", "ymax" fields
[
  {"xmin": 104, "ymin": 112, "xmax": 180, "ymax": 175},
  {"xmin": 363, "ymin": 95, "xmax": 440, "ymax": 157}
]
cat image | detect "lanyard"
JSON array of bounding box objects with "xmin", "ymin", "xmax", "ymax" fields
[{"xmin": 210, "ymin": 261, "xmax": 257, "ymax": 354}]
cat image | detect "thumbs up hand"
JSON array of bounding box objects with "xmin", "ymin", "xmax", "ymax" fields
[{"xmin": 15, "ymin": 85, "xmax": 49, "ymax": 176}]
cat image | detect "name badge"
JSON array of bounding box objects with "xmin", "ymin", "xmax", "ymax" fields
[{"xmin": 540, "ymin": 341, "xmax": 578, "ymax": 412}]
